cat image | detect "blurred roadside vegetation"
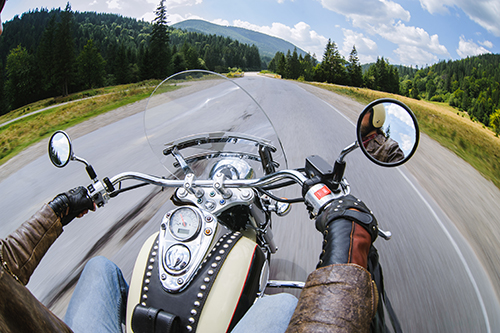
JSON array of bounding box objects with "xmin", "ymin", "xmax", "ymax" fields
[
  {"xmin": 0, "ymin": 80, "xmax": 161, "ymax": 165},
  {"xmin": 310, "ymin": 82, "xmax": 500, "ymax": 190}
]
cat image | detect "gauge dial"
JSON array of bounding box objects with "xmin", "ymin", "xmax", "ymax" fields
[{"xmin": 169, "ymin": 207, "xmax": 201, "ymax": 241}]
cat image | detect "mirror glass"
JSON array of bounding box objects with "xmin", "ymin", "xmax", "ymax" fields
[
  {"xmin": 48, "ymin": 131, "xmax": 72, "ymax": 168},
  {"xmin": 357, "ymin": 99, "xmax": 419, "ymax": 167}
]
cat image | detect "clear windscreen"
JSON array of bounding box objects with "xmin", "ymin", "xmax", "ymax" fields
[{"xmin": 144, "ymin": 70, "xmax": 287, "ymax": 180}]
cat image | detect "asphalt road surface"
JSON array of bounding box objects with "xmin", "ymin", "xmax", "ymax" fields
[{"xmin": 0, "ymin": 73, "xmax": 498, "ymax": 331}]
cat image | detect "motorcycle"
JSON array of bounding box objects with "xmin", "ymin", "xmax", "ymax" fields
[{"xmin": 48, "ymin": 70, "xmax": 419, "ymax": 333}]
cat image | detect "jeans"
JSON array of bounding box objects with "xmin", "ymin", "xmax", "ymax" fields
[
  {"xmin": 64, "ymin": 256, "xmax": 298, "ymax": 333},
  {"xmin": 231, "ymin": 293, "xmax": 298, "ymax": 333},
  {"xmin": 64, "ymin": 256, "xmax": 128, "ymax": 333}
]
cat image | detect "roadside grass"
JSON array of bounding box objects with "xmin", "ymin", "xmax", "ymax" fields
[
  {"xmin": 0, "ymin": 81, "xmax": 159, "ymax": 124},
  {"xmin": 310, "ymin": 82, "xmax": 500, "ymax": 189},
  {"xmin": 0, "ymin": 80, "xmax": 172, "ymax": 165},
  {"xmin": 0, "ymin": 72, "xmax": 241, "ymax": 166}
]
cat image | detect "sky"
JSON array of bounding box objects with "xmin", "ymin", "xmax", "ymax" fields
[{"xmin": 2, "ymin": 0, "xmax": 500, "ymax": 67}]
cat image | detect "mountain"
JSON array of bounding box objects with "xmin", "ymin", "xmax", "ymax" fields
[{"xmin": 172, "ymin": 19, "xmax": 308, "ymax": 60}]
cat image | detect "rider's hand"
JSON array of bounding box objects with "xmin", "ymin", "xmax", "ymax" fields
[
  {"xmin": 48, "ymin": 186, "xmax": 95, "ymax": 226},
  {"xmin": 315, "ymin": 194, "xmax": 377, "ymax": 269}
]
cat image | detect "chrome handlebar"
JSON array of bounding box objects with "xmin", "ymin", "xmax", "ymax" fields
[{"xmin": 109, "ymin": 169, "xmax": 309, "ymax": 189}]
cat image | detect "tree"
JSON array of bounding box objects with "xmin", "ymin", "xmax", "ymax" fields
[
  {"xmin": 276, "ymin": 52, "xmax": 286, "ymax": 77},
  {"xmin": 426, "ymin": 79, "xmax": 436, "ymax": 100},
  {"xmin": 172, "ymin": 51, "xmax": 187, "ymax": 73},
  {"xmin": 54, "ymin": 3, "xmax": 76, "ymax": 96},
  {"xmin": 347, "ymin": 45, "xmax": 363, "ymax": 87},
  {"xmin": 490, "ymin": 109, "xmax": 500, "ymax": 136},
  {"xmin": 77, "ymin": 39, "xmax": 106, "ymax": 89},
  {"xmin": 149, "ymin": 0, "xmax": 171, "ymax": 79},
  {"xmin": 37, "ymin": 14, "xmax": 58, "ymax": 96},
  {"xmin": 286, "ymin": 48, "xmax": 301, "ymax": 79},
  {"xmin": 5, "ymin": 45, "xmax": 38, "ymax": 109},
  {"xmin": 318, "ymin": 39, "xmax": 347, "ymax": 84},
  {"xmin": 184, "ymin": 44, "xmax": 201, "ymax": 70}
]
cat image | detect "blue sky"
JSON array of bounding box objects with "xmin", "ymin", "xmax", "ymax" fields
[{"xmin": 2, "ymin": 0, "xmax": 499, "ymax": 66}]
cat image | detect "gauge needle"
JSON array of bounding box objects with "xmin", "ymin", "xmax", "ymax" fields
[{"xmin": 180, "ymin": 213, "xmax": 186, "ymax": 227}]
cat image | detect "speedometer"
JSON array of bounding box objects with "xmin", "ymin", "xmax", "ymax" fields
[{"xmin": 168, "ymin": 207, "xmax": 201, "ymax": 241}]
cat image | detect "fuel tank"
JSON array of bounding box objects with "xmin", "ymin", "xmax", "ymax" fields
[{"xmin": 126, "ymin": 231, "xmax": 267, "ymax": 332}]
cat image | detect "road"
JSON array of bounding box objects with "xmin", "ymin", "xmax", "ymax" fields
[{"xmin": 0, "ymin": 73, "xmax": 498, "ymax": 331}]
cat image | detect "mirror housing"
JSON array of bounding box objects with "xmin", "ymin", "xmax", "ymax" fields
[
  {"xmin": 356, "ymin": 98, "xmax": 419, "ymax": 167},
  {"xmin": 48, "ymin": 130, "xmax": 98, "ymax": 181},
  {"xmin": 48, "ymin": 131, "xmax": 72, "ymax": 168}
]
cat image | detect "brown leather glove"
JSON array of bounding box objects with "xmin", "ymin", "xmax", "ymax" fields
[
  {"xmin": 315, "ymin": 195, "xmax": 377, "ymax": 269},
  {"xmin": 48, "ymin": 186, "xmax": 94, "ymax": 226}
]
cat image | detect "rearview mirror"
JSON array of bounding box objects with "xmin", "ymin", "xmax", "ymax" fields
[
  {"xmin": 48, "ymin": 131, "xmax": 72, "ymax": 168},
  {"xmin": 356, "ymin": 99, "xmax": 419, "ymax": 167}
]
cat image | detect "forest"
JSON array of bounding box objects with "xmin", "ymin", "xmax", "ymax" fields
[
  {"xmin": 0, "ymin": 2, "xmax": 261, "ymax": 115},
  {"xmin": 271, "ymin": 40, "xmax": 500, "ymax": 130},
  {"xmin": 400, "ymin": 54, "xmax": 500, "ymax": 128},
  {"xmin": 1, "ymin": 2, "xmax": 499, "ymax": 132},
  {"xmin": 268, "ymin": 40, "xmax": 403, "ymax": 95}
]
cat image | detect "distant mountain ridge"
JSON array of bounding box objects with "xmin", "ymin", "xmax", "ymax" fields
[{"xmin": 172, "ymin": 19, "xmax": 308, "ymax": 60}]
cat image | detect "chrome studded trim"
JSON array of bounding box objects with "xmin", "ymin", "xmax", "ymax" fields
[{"xmin": 138, "ymin": 231, "xmax": 244, "ymax": 333}]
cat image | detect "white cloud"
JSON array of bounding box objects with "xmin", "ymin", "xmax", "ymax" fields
[
  {"xmin": 320, "ymin": 0, "xmax": 410, "ymax": 29},
  {"xmin": 106, "ymin": 0, "xmax": 121, "ymax": 9},
  {"xmin": 400, "ymin": 133, "xmax": 413, "ymax": 152},
  {"xmin": 341, "ymin": 29, "xmax": 378, "ymax": 63},
  {"xmin": 479, "ymin": 40, "xmax": 493, "ymax": 48},
  {"xmin": 376, "ymin": 22, "xmax": 449, "ymax": 56},
  {"xmin": 166, "ymin": 0, "xmax": 203, "ymax": 8},
  {"xmin": 212, "ymin": 19, "xmax": 230, "ymax": 26},
  {"xmin": 232, "ymin": 20, "xmax": 328, "ymax": 58},
  {"xmin": 419, "ymin": 0, "xmax": 500, "ymax": 37},
  {"xmin": 319, "ymin": 0, "xmax": 449, "ymax": 66},
  {"xmin": 457, "ymin": 35, "xmax": 492, "ymax": 58},
  {"xmin": 394, "ymin": 46, "xmax": 438, "ymax": 66}
]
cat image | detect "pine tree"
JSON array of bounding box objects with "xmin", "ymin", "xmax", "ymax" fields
[
  {"xmin": 287, "ymin": 48, "xmax": 301, "ymax": 80},
  {"xmin": 347, "ymin": 46, "xmax": 363, "ymax": 87},
  {"xmin": 37, "ymin": 14, "xmax": 58, "ymax": 96},
  {"xmin": 5, "ymin": 45, "xmax": 38, "ymax": 108},
  {"xmin": 149, "ymin": 0, "xmax": 171, "ymax": 79},
  {"xmin": 319, "ymin": 39, "xmax": 346, "ymax": 84},
  {"xmin": 54, "ymin": 3, "xmax": 76, "ymax": 96},
  {"xmin": 77, "ymin": 39, "xmax": 106, "ymax": 89}
]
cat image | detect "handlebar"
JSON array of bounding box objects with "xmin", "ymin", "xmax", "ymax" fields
[{"xmin": 109, "ymin": 169, "xmax": 309, "ymax": 189}]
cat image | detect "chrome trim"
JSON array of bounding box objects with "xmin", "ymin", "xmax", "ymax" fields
[
  {"xmin": 159, "ymin": 207, "xmax": 217, "ymax": 292},
  {"xmin": 337, "ymin": 141, "xmax": 359, "ymax": 163},
  {"xmin": 266, "ymin": 280, "xmax": 305, "ymax": 289},
  {"xmin": 209, "ymin": 158, "xmax": 255, "ymax": 180},
  {"xmin": 163, "ymin": 131, "xmax": 277, "ymax": 156},
  {"xmin": 109, "ymin": 169, "xmax": 308, "ymax": 189}
]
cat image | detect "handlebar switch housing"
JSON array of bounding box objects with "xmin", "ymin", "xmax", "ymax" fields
[{"xmin": 304, "ymin": 183, "xmax": 339, "ymax": 217}]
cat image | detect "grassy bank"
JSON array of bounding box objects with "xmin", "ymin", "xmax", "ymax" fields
[
  {"xmin": 310, "ymin": 82, "xmax": 500, "ymax": 189},
  {"xmin": 0, "ymin": 80, "xmax": 163, "ymax": 165}
]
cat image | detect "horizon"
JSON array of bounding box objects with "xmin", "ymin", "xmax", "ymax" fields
[{"xmin": 2, "ymin": 0, "xmax": 500, "ymax": 67}]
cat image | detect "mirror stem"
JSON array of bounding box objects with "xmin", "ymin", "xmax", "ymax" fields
[
  {"xmin": 338, "ymin": 141, "xmax": 359, "ymax": 163},
  {"xmin": 331, "ymin": 141, "xmax": 359, "ymax": 188},
  {"xmin": 72, "ymin": 155, "xmax": 98, "ymax": 182},
  {"xmin": 332, "ymin": 160, "xmax": 346, "ymax": 185}
]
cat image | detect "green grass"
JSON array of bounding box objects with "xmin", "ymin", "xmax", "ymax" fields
[
  {"xmin": 309, "ymin": 82, "xmax": 500, "ymax": 189},
  {"xmin": 0, "ymin": 80, "xmax": 176, "ymax": 165}
]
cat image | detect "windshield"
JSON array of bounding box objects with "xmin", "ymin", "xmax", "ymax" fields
[{"xmin": 144, "ymin": 70, "xmax": 287, "ymax": 180}]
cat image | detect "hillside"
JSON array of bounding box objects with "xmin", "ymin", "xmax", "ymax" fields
[
  {"xmin": 172, "ymin": 19, "xmax": 308, "ymax": 61},
  {"xmin": 399, "ymin": 53, "xmax": 500, "ymax": 128},
  {"xmin": 0, "ymin": 9, "xmax": 263, "ymax": 115}
]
